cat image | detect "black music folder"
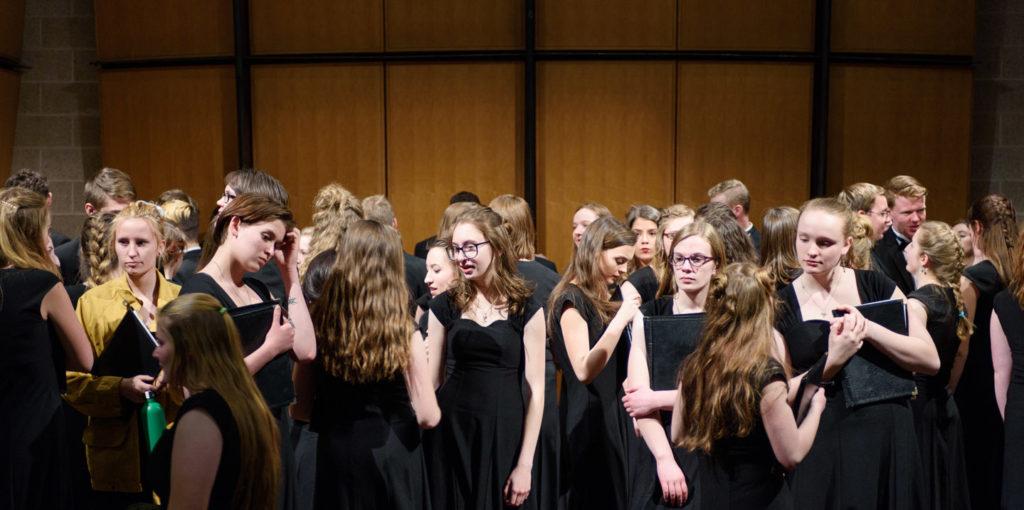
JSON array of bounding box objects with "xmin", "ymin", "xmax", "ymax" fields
[
  {"xmin": 644, "ymin": 313, "xmax": 705, "ymax": 391},
  {"xmin": 227, "ymin": 299, "xmax": 281, "ymax": 356},
  {"xmin": 834, "ymin": 299, "xmax": 915, "ymax": 407},
  {"xmin": 93, "ymin": 306, "xmax": 160, "ymax": 378}
]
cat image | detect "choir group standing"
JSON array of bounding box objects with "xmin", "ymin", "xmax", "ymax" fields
[{"xmin": 2, "ymin": 167, "xmax": 1024, "ymax": 510}]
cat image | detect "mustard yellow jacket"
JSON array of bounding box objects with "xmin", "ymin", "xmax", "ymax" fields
[{"xmin": 66, "ymin": 273, "xmax": 181, "ymax": 493}]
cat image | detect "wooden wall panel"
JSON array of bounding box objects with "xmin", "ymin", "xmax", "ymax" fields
[
  {"xmin": 99, "ymin": 67, "xmax": 237, "ymax": 219},
  {"xmin": 537, "ymin": 61, "xmax": 676, "ymax": 269},
  {"xmin": 679, "ymin": 0, "xmax": 814, "ymax": 51},
  {"xmin": 0, "ymin": 70, "xmax": 18, "ymax": 174},
  {"xmin": 95, "ymin": 0, "xmax": 233, "ymax": 60},
  {"xmin": 676, "ymin": 63, "xmax": 813, "ymax": 225},
  {"xmin": 831, "ymin": 1, "xmax": 974, "ymax": 55},
  {"xmin": 387, "ymin": 63, "xmax": 523, "ymax": 254},
  {"xmin": 536, "ymin": 0, "xmax": 676, "ymax": 50},
  {"xmin": 252, "ymin": 64, "xmax": 385, "ymax": 226},
  {"xmin": 250, "ymin": 0, "xmax": 383, "ymax": 54},
  {"xmin": 827, "ymin": 65, "xmax": 973, "ymax": 223},
  {"xmin": 0, "ymin": 0, "xmax": 24, "ymax": 60},
  {"xmin": 385, "ymin": 0, "xmax": 522, "ymax": 50}
]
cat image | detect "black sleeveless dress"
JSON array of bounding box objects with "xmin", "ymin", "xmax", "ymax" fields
[
  {"xmin": 955, "ymin": 260, "xmax": 1004, "ymax": 510},
  {"xmin": 0, "ymin": 268, "xmax": 68, "ymax": 509},
  {"xmin": 427, "ymin": 291, "xmax": 541, "ymax": 509},
  {"xmin": 150, "ymin": 389, "xmax": 241, "ymax": 509},
  {"xmin": 703, "ymin": 360, "xmax": 792, "ymax": 510},
  {"xmin": 630, "ymin": 296, "xmax": 704, "ymax": 510},
  {"xmin": 994, "ymin": 289, "xmax": 1024, "ymax": 508},
  {"xmin": 311, "ymin": 372, "xmax": 430, "ymax": 510},
  {"xmin": 551, "ymin": 284, "xmax": 631, "ymax": 509},
  {"xmin": 907, "ymin": 284, "xmax": 971, "ymax": 509},
  {"xmin": 179, "ymin": 272, "xmax": 297, "ymax": 510},
  {"xmin": 776, "ymin": 269, "xmax": 924, "ymax": 509}
]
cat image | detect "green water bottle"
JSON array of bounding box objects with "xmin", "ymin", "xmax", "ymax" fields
[{"xmin": 141, "ymin": 390, "xmax": 166, "ymax": 452}]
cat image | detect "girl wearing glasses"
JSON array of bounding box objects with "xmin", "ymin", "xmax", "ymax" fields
[
  {"xmin": 622, "ymin": 220, "xmax": 725, "ymax": 508},
  {"xmin": 776, "ymin": 198, "xmax": 938, "ymax": 508},
  {"xmin": 549, "ymin": 216, "xmax": 638, "ymax": 509},
  {"xmin": 424, "ymin": 207, "xmax": 546, "ymax": 508}
]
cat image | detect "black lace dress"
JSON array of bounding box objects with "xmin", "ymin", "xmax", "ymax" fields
[{"xmin": 776, "ymin": 270, "xmax": 924, "ymax": 509}]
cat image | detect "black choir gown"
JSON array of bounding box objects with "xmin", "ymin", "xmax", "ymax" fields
[
  {"xmin": 0, "ymin": 269, "xmax": 68, "ymax": 510},
  {"xmin": 627, "ymin": 266, "xmax": 660, "ymax": 305},
  {"xmin": 994, "ymin": 290, "xmax": 1024, "ymax": 508},
  {"xmin": 427, "ymin": 292, "xmax": 541, "ymax": 510},
  {"xmin": 907, "ymin": 285, "xmax": 971, "ymax": 509},
  {"xmin": 180, "ymin": 272, "xmax": 297, "ymax": 510},
  {"xmin": 776, "ymin": 270, "xmax": 925, "ymax": 509},
  {"xmin": 954, "ymin": 260, "xmax": 1005, "ymax": 510},
  {"xmin": 702, "ymin": 360, "xmax": 792, "ymax": 510},
  {"xmin": 312, "ymin": 371, "xmax": 430, "ymax": 510},
  {"xmin": 551, "ymin": 284, "xmax": 631, "ymax": 510},
  {"xmin": 630, "ymin": 296, "xmax": 704, "ymax": 510}
]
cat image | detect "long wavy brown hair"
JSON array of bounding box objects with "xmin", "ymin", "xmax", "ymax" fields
[
  {"xmin": 915, "ymin": 221, "xmax": 975, "ymax": 344},
  {"xmin": 759, "ymin": 206, "xmax": 802, "ymax": 287},
  {"xmin": 445, "ymin": 207, "xmax": 534, "ymax": 317},
  {"xmin": 550, "ymin": 215, "xmax": 636, "ymax": 326},
  {"xmin": 199, "ymin": 194, "xmax": 295, "ymax": 270},
  {"xmin": 300, "ymin": 183, "xmax": 363, "ymax": 275},
  {"xmin": 158, "ymin": 293, "xmax": 280, "ymax": 510},
  {"xmin": 968, "ymin": 193, "xmax": 1018, "ymax": 285},
  {"xmin": 0, "ymin": 187, "xmax": 58, "ymax": 277},
  {"xmin": 675, "ymin": 262, "xmax": 786, "ymax": 454},
  {"xmin": 312, "ymin": 220, "xmax": 413, "ymax": 383}
]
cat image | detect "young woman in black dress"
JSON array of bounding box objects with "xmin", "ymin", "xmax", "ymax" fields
[
  {"xmin": 180, "ymin": 193, "xmax": 315, "ymax": 510},
  {"xmin": 954, "ymin": 193, "xmax": 1018, "ymax": 510},
  {"xmin": 150, "ymin": 293, "xmax": 280, "ymax": 510},
  {"xmin": 623, "ymin": 220, "xmax": 725, "ymax": 508},
  {"xmin": 622, "ymin": 204, "xmax": 682, "ymax": 306},
  {"xmin": 549, "ymin": 215, "xmax": 638, "ymax": 509},
  {"xmin": 991, "ymin": 228, "xmax": 1024, "ymax": 508},
  {"xmin": 903, "ymin": 221, "xmax": 973, "ymax": 509},
  {"xmin": 673, "ymin": 262, "xmax": 827, "ymax": 509},
  {"xmin": 424, "ymin": 207, "xmax": 546, "ymax": 508},
  {"xmin": 300, "ymin": 220, "xmax": 439, "ymax": 509},
  {"xmin": 776, "ymin": 198, "xmax": 939, "ymax": 509},
  {"xmin": 0, "ymin": 187, "xmax": 93, "ymax": 509}
]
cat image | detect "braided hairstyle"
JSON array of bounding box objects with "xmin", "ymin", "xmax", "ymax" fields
[
  {"xmin": 968, "ymin": 194, "xmax": 1018, "ymax": 285},
  {"xmin": 914, "ymin": 221, "xmax": 974, "ymax": 344},
  {"xmin": 79, "ymin": 211, "xmax": 118, "ymax": 288},
  {"xmin": 842, "ymin": 214, "xmax": 875, "ymax": 271},
  {"xmin": 300, "ymin": 183, "xmax": 363, "ymax": 276}
]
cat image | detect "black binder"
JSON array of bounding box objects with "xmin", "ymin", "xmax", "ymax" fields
[
  {"xmin": 92, "ymin": 306, "xmax": 161, "ymax": 378},
  {"xmin": 834, "ymin": 299, "xmax": 915, "ymax": 407},
  {"xmin": 643, "ymin": 313, "xmax": 705, "ymax": 391},
  {"xmin": 227, "ymin": 299, "xmax": 281, "ymax": 356}
]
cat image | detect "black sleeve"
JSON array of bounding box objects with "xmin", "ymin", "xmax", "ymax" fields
[
  {"xmin": 856, "ymin": 269, "xmax": 897, "ymax": 302},
  {"xmin": 627, "ymin": 266, "xmax": 660, "ymax": 304},
  {"xmin": 179, "ymin": 273, "xmax": 232, "ymax": 308},
  {"xmin": 428, "ymin": 291, "xmax": 456, "ymax": 329},
  {"xmin": 553, "ymin": 285, "xmax": 592, "ymax": 324},
  {"xmin": 762, "ymin": 359, "xmax": 788, "ymax": 389}
]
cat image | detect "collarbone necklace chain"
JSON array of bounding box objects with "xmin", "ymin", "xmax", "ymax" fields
[
  {"xmin": 476, "ymin": 294, "xmax": 502, "ymax": 323},
  {"xmin": 802, "ymin": 268, "xmax": 844, "ymax": 319},
  {"xmin": 212, "ymin": 259, "xmax": 248, "ymax": 306}
]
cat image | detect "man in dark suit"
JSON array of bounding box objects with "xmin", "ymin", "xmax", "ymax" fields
[
  {"xmin": 55, "ymin": 168, "xmax": 136, "ymax": 285},
  {"xmin": 707, "ymin": 179, "xmax": 761, "ymax": 252},
  {"xmin": 413, "ymin": 190, "xmax": 481, "ymax": 259},
  {"xmin": 871, "ymin": 175, "xmax": 928, "ymax": 295},
  {"xmin": 362, "ymin": 194, "xmax": 429, "ymax": 308}
]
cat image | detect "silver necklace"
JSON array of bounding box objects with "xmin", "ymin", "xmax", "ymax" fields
[
  {"xmin": 212, "ymin": 259, "xmax": 249, "ymax": 306},
  {"xmin": 800, "ymin": 269, "xmax": 843, "ymax": 319}
]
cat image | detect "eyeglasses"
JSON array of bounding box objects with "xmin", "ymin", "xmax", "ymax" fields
[
  {"xmin": 447, "ymin": 241, "xmax": 490, "ymax": 260},
  {"xmin": 868, "ymin": 209, "xmax": 891, "ymax": 219},
  {"xmin": 670, "ymin": 253, "xmax": 714, "ymax": 269}
]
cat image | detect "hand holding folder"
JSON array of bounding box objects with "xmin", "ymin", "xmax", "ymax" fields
[{"xmin": 92, "ymin": 305, "xmax": 161, "ymax": 379}]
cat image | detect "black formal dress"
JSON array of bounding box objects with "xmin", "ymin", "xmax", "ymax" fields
[
  {"xmin": 180, "ymin": 273, "xmax": 297, "ymax": 510},
  {"xmin": 427, "ymin": 292, "xmax": 541, "ymax": 509},
  {"xmin": 630, "ymin": 296, "xmax": 704, "ymax": 510},
  {"xmin": 955, "ymin": 260, "xmax": 1005, "ymax": 510},
  {"xmin": 0, "ymin": 268, "xmax": 68, "ymax": 509},
  {"xmin": 551, "ymin": 284, "xmax": 631, "ymax": 510},
  {"xmin": 55, "ymin": 237, "xmax": 81, "ymax": 285},
  {"xmin": 170, "ymin": 249, "xmax": 201, "ymax": 285},
  {"xmin": 907, "ymin": 285, "xmax": 971, "ymax": 510},
  {"xmin": 312, "ymin": 371, "xmax": 430, "ymax": 510},
  {"xmin": 776, "ymin": 270, "xmax": 924, "ymax": 509},
  {"xmin": 627, "ymin": 266, "xmax": 661, "ymax": 305},
  {"xmin": 994, "ymin": 290, "xmax": 1024, "ymax": 508},
  {"xmin": 871, "ymin": 228, "xmax": 915, "ymax": 295},
  {"xmin": 150, "ymin": 390, "xmax": 241, "ymax": 509},
  {"xmin": 517, "ymin": 260, "xmax": 561, "ymax": 510},
  {"xmin": 702, "ymin": 360, "xmax": 791, "ymax": 510}
]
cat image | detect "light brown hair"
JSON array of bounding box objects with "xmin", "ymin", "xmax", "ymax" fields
[
  {"xmin": 884, "ymin": 175, "xmax": 928, "ymax": 206},
  {"xmin": 489, "ymin": 194, "xmax": 536, "ymax": 260},
  {"xmin": 312, "ymin": 220, "xmax": 413, "ymax": 383},
  {"xmin": 799, "ymin": 197, "xmax": 856, "ymax": 238},
  {"xmin": 0, "ymin": 187, "xmax": 58, "ymax": 276},
  {"xmin": 550, "ymin": 215, "xmax": 637, "ymax": 326},
  {"xmin": 675, "ymin": 262, "xmax": 784, "ymax": 453},
  {"xmin": 837, "ymin": 182, "xmax": 885, "ymax": 213},
  {"xmin": 759, "ymin": 206, "xmax": 802, "ymax": 287},
  {"xmin": 361, "ymin": 194, "xmax": 396, "ymax": 227},
  {"xmin": 83, "ymin": 167, "xmax": 135, "ymax": 210},
  {"xmin": 842, "ymin": 215, "xmax": 875, "ymax": 271},
  {"xmin": 79, "ymin": 211, "xmax": 118, "ymax": 287},
  {"xmin": 968, "ymin": 194, "xmax": 1018, "ymax": 285},
  {"xmin": 914, "ymin": 221, "xmax": 974, "ymax": 344},
  {"xmin": 696, "ymin": 202, "xmax": 758, "ymax": 265},
  {"xmin": 225, "ymin": 169, "xmax": 289, "ymax": 207},
  {"xmin": 159, "ymin": 293, "xmax": 280, "ymax": 510},
  {"xmin": 658, "ymin": 220, "xmax": 727, "ymax": 297},
  {"xmin": 200, "ymin": 194, "xmax": 296, "ymax": 270},
  {"xmin": 707, "ymin": 179, "xmax": 751, "ymax": 213},
  {"xmin": 575, "ymin": 202, "xmax": 612, "ymax": 220},
  {"xmin": 159, "ymin": 195, "xmax": 200, "ymax": 242},
  {"xmin": 301, "ymin": 183, "xmax": 364, "ymax": 275},
  {"xmin": 437, "ymin": 201, "xmax": 481, "ymax": 239},
  {"xmin": 109, "ymin": 201, "xmax": 167, "ymax": 267}
]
